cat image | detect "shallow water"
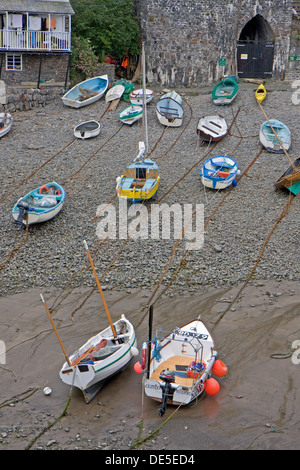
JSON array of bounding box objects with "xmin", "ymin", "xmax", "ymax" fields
[{"xmin": 0, "ymin": 280, "xmax": 299, "ymax": 450}]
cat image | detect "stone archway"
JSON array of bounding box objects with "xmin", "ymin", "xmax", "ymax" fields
[{"xmin": 236, "ymin": 14, "xmax": 275, "ymax": 78}]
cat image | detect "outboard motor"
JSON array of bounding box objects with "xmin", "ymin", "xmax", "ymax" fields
[
  {"xmin": 16, "ymin": 200, "xmax": 30, "ymax": 229},
  {"xmin": 158, "ymin": 369, "xmax": 175, "ymax": 416}
]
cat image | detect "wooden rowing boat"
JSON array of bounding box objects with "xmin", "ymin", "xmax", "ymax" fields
[
  {"xmin": 0, "ymin": 111, "xmax": 13, "ymax": 138},
  {"xmin": 259, "ymin": 120, "xmax": 291, "ymax": 153},
  {"xmin": 277, "ymin": 157, "xmax": 300, "ymax": 196},
  {"xmin": 156, "ymin": 91, "xmax": 184, "ymax": 127},
  {"xmin": 61, "ymin": 75, "xmax": 109, "ymax": 108},
  {"xmin": 197, "ymin": 115, "xmax": 228, "ymax": 143},
  {"xmin": 212, "ymin": 76, "xmax": 238, "ymax": 105}
]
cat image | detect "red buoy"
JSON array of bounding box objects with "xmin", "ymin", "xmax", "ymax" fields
[
  {"xmin": 134, "ymin": 361, "xmax": 142, "ymax": 374},
  {"xmin": 212, "ymin": 359, "xmax": 227, "ymax": 378},
  {"xmin": 205, "ymin": 377, "xmax": 220, "ymax": 395}
]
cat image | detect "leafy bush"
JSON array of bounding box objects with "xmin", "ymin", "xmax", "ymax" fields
[
  {"xmin": 70, "ymin": 0, "xmax": 140, "ymax": 60},
  {"xmin": 70, "ymin": 36, "xmax": 99, "ymax": 81}
]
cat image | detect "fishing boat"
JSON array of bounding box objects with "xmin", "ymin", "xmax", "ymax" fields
[
  {"xmin": 259, "ymin": 120, "xmax": 291, "ymax": 153},
  {"xmin": 255, "ymin": 83, "xmax": 267, "ymax": 104},
  {"xmin": 0, "ymin": 111, "xmax": 13, "ymax": 138},
  {"xmin": 197, "ymin": 115, "xmax": 228, "ymax": 143},
  {"xmin": 140, "ymin": 309, "xmax": 226, "ymax": 416},
  {"xmin": 156, "ymin": 91, "xmax": 184, "ymax": 127},
  {"xmin": 12, "ymin": 181, "xmax": 65, "ymax": 228},
  {"xmin": 61, "ymin": 75, "xmax": 109, "ymax": 108},
  {"xmin": 117, "ymin": 43, "xmax": 160, "ymax": 202},
  {"xmin": 212, "ymin": 76, "xmax": 238, "ymax": 105},
  {"xmin": 42, "ymin": 241, "xmax": 138, "ymax": 404},
  {"xmin": 74, "ymin": 120, "xmax": 100, "ymax": 139},
  {"xmin": 105, "ymin": 84, "xmax": 125, "ymax": 103},
  {"xmin": 199, "ymin": 155, "xmax": 239, "ymax": 190},
  {"xmin": 116, "ymin": 145, "xmax": 160, "ymax": 202},
  {"xmin": 277, "ymin": 157, "xmax": 300, "ymax": 196},
  {"xmin": 119, "ymin": 105, "xmax": 143, "ymax": 125},
  {"xmin": 129, "ymin": 88, "xmax": 154, "ymax": 105}
]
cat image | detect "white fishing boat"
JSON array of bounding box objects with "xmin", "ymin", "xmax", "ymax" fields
[
  {"xmin": 74, "ymin": 120, "xmax": 100, "ymax": 139},
  {"xmin": 42, "ymin": 241, "xmax": 138, "ymax": 403},
  {"xmin": 140, "ymin": 311, "xmax": 227, "ymax": 416},
  {"xmin": 129, "ymin": 88, "xmax": 154, "ymax": 105},
  {"xmin": 12, "ymin": 181, "xmax": 65, "ymax": 228},
  {"xmin": 0, "ymin": 111, "xmax": 13, "ymax": 138},
  {"xmin": 156, "ymin": 91, "xmax": 184, "ymax": 127},
  {"xmin": 197, "ymin": 115, "xmax": 228, "ymax": 143},
  {"xmin": 61, "ymin": 75, "xmax": 109, "ymax": 108},
  {"xmin": 105, "ymin": 84, "xmax": 125, "ymax": 103},
  {"xmin": 259, "ymin": 120, "xmax": 291, "ymax": 153}
]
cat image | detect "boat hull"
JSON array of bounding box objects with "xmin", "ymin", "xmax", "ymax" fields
[
  {"xmin": 59, "ymin": 315, "xmax": 137, "ymax": 403},
  {"xmin": 212, "ymin": 77, "xmax": 238, "ymax": 105},
  {"xmin": 197, "ymin": 115, "xmax": 228, "ymax": 142},
  {"xmin": 144, "ymin": 318, "xmax": 218, "ymax": 408},
  {"xmin": 74, "ymin": 120, "xmax": 100, "ymax": 139},
  {"xmin": 255, "ymin": 84, "xmax": 266, "ymax": 104},
  {"xmin": 0, "ymin": 112, "xmax": 13, "ymax": 138},
  {"xmin": 62, "ymin": 75, "xmax": 109, "ymax": 108},
  {"xmin": 12, "ymin": 182, "xmax": 65, "ymax": 226},
  {"xmin": 129, "ymin": 88, "xmax": 154, "ymax": 105},
  {"xmin": 156, "ymin": 92, "xmax": 184, "ymax": 127},
  {"xmin": 119, "ymin": 105, "xmax": 143, "ymax": 125},
  {"xmin": 277, "ymin": 157, "xmax": 300, "ymax": 195},
  {"xmin": 200, "ymin": 155, "xmax": 238, "ymax": 190},
  {"xmin": 259, "ymin": 120, "xmax": 291, "ymax": 153}
]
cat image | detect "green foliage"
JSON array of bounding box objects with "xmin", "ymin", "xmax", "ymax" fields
[
  {"xmin": 70, "ymin": 36, "xmax": 99, "ymax": 80},
  {"xmin": 70, "ymin": 0, "xmax": 140, "ymax": 60}
]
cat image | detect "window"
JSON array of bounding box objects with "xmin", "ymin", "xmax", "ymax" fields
[{"xmin": 6, "ymin": 54, "xmax": 22, "ymax": 71}]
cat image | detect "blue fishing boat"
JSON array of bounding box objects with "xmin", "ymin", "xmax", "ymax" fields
[
  {"xmin": 62, "ymin": 75, "xmax": 109, "ymax": 108},
  {"xmin": 259, "ymin": 120, "xmax": 291, "ymax": 153},
  {"xmin": 12, "ymin": 182, "xmax": 65, "ymax": 228},
  {"xmin": 200, "ymin": 155, "xmax": 239, "ymax": 190}
]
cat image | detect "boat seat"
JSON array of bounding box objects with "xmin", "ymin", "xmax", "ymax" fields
[
  {"xmin": 121, "ymin": 178, "xmax": 134, "ymax": 190},
  {"xmin": 143, "ymin": 178, "xmax": 156, "ymax": 190}
]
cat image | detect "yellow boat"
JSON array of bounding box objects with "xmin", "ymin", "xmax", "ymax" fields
[{"xmin": 255, "ymin": 83, "xmax": 266, "ymax": 104}]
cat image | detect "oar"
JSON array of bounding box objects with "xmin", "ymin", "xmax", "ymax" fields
[
  {"xmin": 83, "ymin": 240, "xmax": 117, "ymax": 339},
  {"xmin": 40, "ymin": 294, "xmax": 71, "ymax": 366}
]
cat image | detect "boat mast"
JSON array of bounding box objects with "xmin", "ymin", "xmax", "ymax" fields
[{"xmin": 141, "ymin": 41, "xmax": 148, "ymax": 155}]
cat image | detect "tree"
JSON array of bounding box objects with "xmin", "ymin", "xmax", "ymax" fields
[{"xmin": 70, "ymin": 0, "xmax": 140, "ymax": 61}]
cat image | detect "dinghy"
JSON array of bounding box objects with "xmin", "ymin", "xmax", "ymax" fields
[
  {"xmin": 259, "ymin": 120, "xmax": 291, "ymax": 153},
  {"xmin": 74, "ymin": 120, "xmax": 100, "ymax": 139},
  {"xmin": 61, "ymin": 75, "xmax": 109, "ymax": 108},
  {"xmin": 105, "ymin": 84, "xmax": 125, "ymax": 103},
  {"xmin": 129, "ymin": 88, "xmax": 154, "ymax": 105},
  {"xmin": 0, "ymin": 112, "xmax": 13, "ymax": 138},
  {"xmin": 212, "ymin": 76, "xmax": 238, "ymax": 105},
  {"xmin": 277, "ymin": 157, "xmax": 300, "ymax": 196},
  {"xmin": 197, "ymin": 115, "xmax": 228, "ymax": 143},
  {"xmin": 156, "ymin": 91, "xmax": 184, "ymax": 127},
  {"xmin": 255, "ymin": 83, "xmax": 267, "ymax": 104},
  {"xmin": 119, "ymin": 104, "xmax": 143, "ymax": 125},
  {"xmin": 12, "ymin": 182, "xmax": 65, "ymax": 228},
  {"xmin": 117, "ymin": 43, "xmax": 160, "ymax": 202},
  {"xmin": 43, "ymin": 241, "xmax": 138, "ymax": 404},
  {"xmin": 140, "ymin": 311, "xmax": 226, "ymax": 416},
  {"xmin": 200, "ymin": 155, "xmax": 239, "ymax": 190}
]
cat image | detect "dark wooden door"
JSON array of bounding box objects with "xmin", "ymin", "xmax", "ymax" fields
[{"xmin": 236, "ymin": 40, "xmax": 274, "ymax": 78}]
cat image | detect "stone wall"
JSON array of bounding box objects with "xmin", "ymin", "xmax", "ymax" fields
[{"xmin": 134, "ymin": 0, "xmax": 293, "ymax": 86}]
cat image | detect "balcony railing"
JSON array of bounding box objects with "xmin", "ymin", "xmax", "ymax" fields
[{"xmin": 0, "ymin": 30, "xmax": 71, "ymax": 52}]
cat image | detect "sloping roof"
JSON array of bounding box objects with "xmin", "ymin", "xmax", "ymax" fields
[{"xmin": 0, "ymin": 1, "xmax": 74, "ymax": 15}]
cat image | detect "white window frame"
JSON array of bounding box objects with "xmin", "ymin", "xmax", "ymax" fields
[{"xmin": 6, "ymin": 53, "xmax": 22, "ymax": 71}]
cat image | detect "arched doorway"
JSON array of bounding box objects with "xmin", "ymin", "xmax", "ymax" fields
[{"xmin": 236, "ymin": 14, "xmax": 275, "ymax": 78}]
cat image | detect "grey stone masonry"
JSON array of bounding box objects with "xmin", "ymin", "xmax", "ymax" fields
[{"xmin": 134, "ymin": 0, "xmax": 293, "ymax": 86}]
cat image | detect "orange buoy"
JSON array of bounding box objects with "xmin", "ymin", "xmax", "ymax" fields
[
  {"xmin": 39, "ymin": 185, "xmax": 49, "ymax": 194},
  {"xmin": 205, "ymin": 377, "xmax": 220, "ymax": 395},
  {"xmin": 212, "ymin": 359, "xmax": 227, "ymax": 378},
  {"xmin": 134, "ymin": 361, "xmax": 142, "ymax": 374}
]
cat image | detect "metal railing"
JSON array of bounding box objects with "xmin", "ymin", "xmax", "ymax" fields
[{"xmin": 0, "ymin": 29, "xmax": 71, "ymax": 51}]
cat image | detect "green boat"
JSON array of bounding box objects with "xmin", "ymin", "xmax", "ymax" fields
[
  {"xmin": 212, "ymin": 76, "xmax": 238, "ymax": 105},
  {"xmin": 277, "ymin": 157, "xmax": 300, "ymax": 196}
]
